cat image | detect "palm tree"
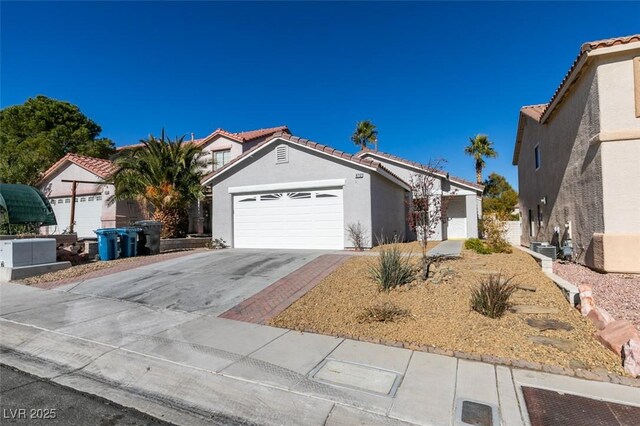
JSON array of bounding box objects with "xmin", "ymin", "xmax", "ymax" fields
[
  {"xmin": 351, "ymin": 120, "xmax": 378, "ymax": 150},
  {"xmin": 464, "ymin": 134, "xmax": 498, "ymax": 183},
  {"xmin": 110, "ymin": 130, "xmax": 207, "ymax": 238}
]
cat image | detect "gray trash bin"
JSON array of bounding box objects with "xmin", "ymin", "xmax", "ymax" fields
[{"xmin": 134, "ymin": 220, "xmax": 162, "ymax": 255}]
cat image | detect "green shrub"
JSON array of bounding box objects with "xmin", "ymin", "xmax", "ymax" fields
[
  {"xmin": 470, "ymin": 273, "xmax": 517, "ymax": 319},
  {"xmin": 483, "ymin": 214, "xmax": 512, "ymax": 254},
  {"xmin": 370, "ymin": 244, "xmax": 415, "ymax": 291},
  {"xmin": 465, "ymin": 238, "xmax": 492, "ymax": 254}
]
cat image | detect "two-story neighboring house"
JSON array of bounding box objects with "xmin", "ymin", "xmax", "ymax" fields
[
  {"xmin": 513, "ymin": 35, "xmax": 640, "ymax": 273},
  {"xmin": 38, "ymin": 126, "xmax": 288, "ymax": 238}
]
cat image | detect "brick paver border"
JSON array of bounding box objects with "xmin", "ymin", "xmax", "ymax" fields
[
  {"xmin": 30, "ymin": 249, "xmax": 207, "ymax": 290},
  {"xmin": 219, "ymin": 254, "xmax": 350, "ymax": 324}
]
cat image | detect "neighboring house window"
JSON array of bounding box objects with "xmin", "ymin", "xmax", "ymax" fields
[
  {"xmin": 534, "ymin": 145, "xmax": 541, "ymax": 170},
  {"xmin": 96, "ymin": 196, "xmax": 102, "ymax": 201},
  {"xmin": 529, "ymin": 209, "xmax": 534, "ymax": 237},
  {"xmin": 213, "ymin": 150, "xmax": 231, "ymax": 170}
]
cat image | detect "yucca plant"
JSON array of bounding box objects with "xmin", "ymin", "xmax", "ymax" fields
[
  {"xmin": 470, "ymin": 273, "xmax": 517, "ymax": 319},
  {"xmin": 109, "ymin": 130, "xmax": 208, "ymax": 238},
  {"xmin": 370, "ymin": 244, "xmax": 415, "ymax": 291}
]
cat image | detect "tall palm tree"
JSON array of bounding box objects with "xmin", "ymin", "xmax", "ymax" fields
[
  {"xmin": 464, "ymin": 134, "xmax": 498, "ymax": 183},
  {"xmin": 351, "ymin": 120, "xmax": 379, "ymax": 150},
  {"xmin": 110, "ymin": 130, "xmax": 207, "ymax": 238}
]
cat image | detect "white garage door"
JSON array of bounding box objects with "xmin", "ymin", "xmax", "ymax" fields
[
  {"xmin": 446, "ymin": 196, "xmax": 467, "ymax": 239},
  {"xmin": 48, "ymin": 195, "xmax": 103, "ymax": 239},
  {"xmin": 233, "ymin": 189, "xmax": 344, "ymax": 249}
]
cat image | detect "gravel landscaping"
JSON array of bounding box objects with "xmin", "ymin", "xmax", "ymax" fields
[
  {"xmin": 271, "ymin": 245, "xmax": 626, "ymax": 375},
  {"xmin": 19, "ymin": 249, "xmax": 204, "ymax": 285},
  {"xmin": 554, "ymin": 262, "xmax": 640, "ymax": 328}
]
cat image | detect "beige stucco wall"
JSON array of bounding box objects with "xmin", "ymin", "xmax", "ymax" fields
[
  {"xmin": 517, "ymin": 45, "xmax": 640, "ymax": 272},
  {"xmin": 517, "ymin": 62, "xmax": 603, "ymax": 264}
]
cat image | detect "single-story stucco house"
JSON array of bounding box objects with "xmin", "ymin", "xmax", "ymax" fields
[
  {"xmin": 37, "ymin": 153, "xmax": 143, "ymax": 238},
  {"xmin": 513, "ymin": 34, "xmax": 640, "ymax": 273},
  {"xmin": 201, "ymin": 132, "xmax": 483, "ymax": 250}
]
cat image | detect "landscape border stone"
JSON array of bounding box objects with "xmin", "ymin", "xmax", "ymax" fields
[{"xmin": 289, "ymin": 326, "xmax": 640, "ymax": 388}]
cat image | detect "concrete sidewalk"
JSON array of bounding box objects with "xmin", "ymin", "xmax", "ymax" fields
[
  {"xmin": 427, "ymin": 240, "xmax": 463, "ymax": 257},
  {"xmin": 1, "ymin": 283, "xmax": 639, "ymax": 426}
]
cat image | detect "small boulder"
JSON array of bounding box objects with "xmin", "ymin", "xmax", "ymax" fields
[
  {"xmin": 578, "ymin": 284, "xmax": 595, "ymax": 316},
  {"xmin": 595, "ymin": 320, "xmax": 640, "ymax": 356},
  {"xmin": 623, "ymin": 338, "xmax": 640, "ymax": 378},
  {"xmin": 586, "ymin": 306, "xmax": 615, "ymax": 330}
]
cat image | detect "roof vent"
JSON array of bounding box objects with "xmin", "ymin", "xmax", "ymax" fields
[{"xmin": 276, "ymin": 145, "xmax": 288, "ymax": 164}]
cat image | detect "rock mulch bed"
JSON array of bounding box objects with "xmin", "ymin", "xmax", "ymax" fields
[
  {"xmin": 271, "ymin": 246, "xmax": 627, "ymax": 376},
  {"xmin": 19, "ymin": 249, "xmax": 206, "ymax": 287},
  {"xmin": 554, "ymin": 262, "xmax": 640, "ymax": 328}
]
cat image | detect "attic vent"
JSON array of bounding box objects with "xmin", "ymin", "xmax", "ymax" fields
[{"xmin": 276, "ymin": 145, "xmax": 288, "ymax": 164}]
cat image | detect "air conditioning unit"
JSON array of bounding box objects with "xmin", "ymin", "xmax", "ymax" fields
[
  {"xmin": 530, "ymin": 242, "xmax": 544, "ymax": 251},
  {"xmin": 536, "ymin": 244, "xmax": 557, "ymax": 260}
]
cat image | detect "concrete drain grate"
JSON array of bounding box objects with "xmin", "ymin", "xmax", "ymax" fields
[
  {"xmin": 309, "ymin": 359, "xmax": 403, "ymax": 396},
  {"xmin": 455, "ymin": 398, "xmax": 499, "ymax": 426}
]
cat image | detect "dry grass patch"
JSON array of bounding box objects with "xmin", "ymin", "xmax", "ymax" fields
[{"xmin": 271, "ymin": 247, "xmax": 625, "ymax": 375}]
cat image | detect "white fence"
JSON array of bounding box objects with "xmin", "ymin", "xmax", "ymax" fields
[{"xmin": 504, "ymin": 221, "xmax": 522, "ymax": 245}]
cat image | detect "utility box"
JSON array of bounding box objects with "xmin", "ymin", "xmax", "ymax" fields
[{"xmin": 0, "ymin": 239, "xmax": 56, "ymax": 268}]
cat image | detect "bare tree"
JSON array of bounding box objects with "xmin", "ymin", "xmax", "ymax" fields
[
  {"xmin": 346, "ymin": 221, "xmax": 368, "ymax": 251},
  {"xmin": 406, "ymin": 159, "xmax": 454, "ymax": 280}
]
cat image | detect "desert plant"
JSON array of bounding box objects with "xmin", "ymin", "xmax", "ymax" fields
[
  {"xmin": 465, "ymin": 238, "xmax": 492, "ymax": 254},
  {"xmin": 206, "ymin": 238, "xmax": 227, "ymax": 249},
  {"xmin": 470, "ymin": 273, "xmax": 518, "ymax": 318},
  {"xmin": 359, "ymin": 301, "xmax": 410, "ymax": 323},
  {"xmin": 406, "ymin": 159, "xmax": 454, "ymax": 280},
  {"xmin": 109, "ymin": 130, "xmax": 208, "ymax": 238},
  {"xmin": 483, "ymin": 214, "xmax": 512, "ymax": 253},
  {"xmin": 370, "ymin": 243, "xmax": 415, "ymax": 291},
  {"xmin": 346, "ymin": 221, "xmax": 368, "ymax": 250}
]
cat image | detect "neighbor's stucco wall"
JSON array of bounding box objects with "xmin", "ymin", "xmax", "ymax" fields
[
  {"xmin": 596, "ymin": 50, "xmax": 640, "ymax": 236},
  {"xmin": 370, "ymin": 172, "xmax": 409, "ymax": 244},
  {"xmin": 211, "ymin": 141, "xmax": 376, "ymax": 248},
  {"xmin": 200, "ymin": 136, "xmax": 244, "ymax": 173},
  {"xmin": 517, "ymin": 61, "xmax": 603, "ymax": 266}
]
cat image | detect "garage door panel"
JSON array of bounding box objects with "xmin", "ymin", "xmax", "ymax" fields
[
  {"xmin": 47, "ymin": 195, "xmax": 103, "ymax": 238},
  {"xmin": 233, "ymin": 189, "xmax": 344, "ymax": 249}
]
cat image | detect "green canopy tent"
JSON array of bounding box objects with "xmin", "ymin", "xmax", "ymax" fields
[{"xmin": 0, "ymin": 184, "xmax": 57, "ymax": 228}]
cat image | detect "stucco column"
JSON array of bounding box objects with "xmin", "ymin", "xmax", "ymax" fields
[{"xmin": 465, "ymin": 194, "xmax": 479, "ymax": 238}]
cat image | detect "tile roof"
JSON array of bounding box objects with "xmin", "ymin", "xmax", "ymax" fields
[
  {"xmin": 525, "ymin": 34, "xmax": 640, "ymax": 124},
  {"xmin": 201, "ymin": 132, "xmax": 410, "ymax": 189},
  {"xmin": 520, "ymin": 104, "xmax": 548, "ymax": 122},
  {"xmin": 196, "ymin": 126, "xmax": 290, "ymax": 147},
  {"xmin": 355, "ymin": 150, "xmax": 484, "ymax": 191},
  {"xmin": 38, "ymin": 153, "xmax": 117, "ymax": 185}
]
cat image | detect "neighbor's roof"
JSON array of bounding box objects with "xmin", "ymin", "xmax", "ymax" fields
[
  {"xmin": 355, "ymin": 150, "xmax": 484, "ymax": 192},
  {"xmin": 37, "ymin": 153, "xmax": 116, "ymax": 186},
  {"xmin": 201, "ymin": 132, "xmax": 410, "ymax": 190},
  {"xmin": 195, "ymin": 126, "xmax": 290, "ymax": 148},
  {"xmin": 116, "ymin": 126, "xmax": 289, "ymax": 151},
  {"xmin": 513, "ymin": 34, "xmax": 640, "ymax": 165}
]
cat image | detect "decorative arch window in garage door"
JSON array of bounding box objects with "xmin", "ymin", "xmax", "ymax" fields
[{"xmin": 233, "ymin": 189, "xmax": 344, "ymax": 249}]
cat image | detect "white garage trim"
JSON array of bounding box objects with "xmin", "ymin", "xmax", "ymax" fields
[
  {"xmin": 233, "ymin": 189, "xmax": 344, "ymax": 249},
  {"xmin": 228, "ymin": 179, "xmax": 346, "ymax": 194}
]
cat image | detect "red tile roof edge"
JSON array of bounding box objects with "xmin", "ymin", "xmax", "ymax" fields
[
  {"xmin": 37, "ymin": 153, "xmax": 116, "ymax": 186},
  {"xmin": 196, "ymin": 126, "xmax": 290, "ymax": 147},
  {"xmin": 524, "ymin": 34, "xmax": 640, "ymax": 123},
  {"xmin": 356, "ymin": 150, "xmax": 484, "ymax": 191},
  {"xmin": 201, "ymin": 132, "xmax": 410, "ymax": 189}
]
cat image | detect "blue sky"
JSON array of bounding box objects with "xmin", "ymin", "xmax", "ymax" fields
[{"xmin": 2, "ymin": 1, "xmax": 639, "ymax": 186}]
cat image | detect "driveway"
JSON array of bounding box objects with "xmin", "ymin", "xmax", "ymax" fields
[{"xmin": 58, "ymin": 249, "xmax": 327, "ymax": 315}]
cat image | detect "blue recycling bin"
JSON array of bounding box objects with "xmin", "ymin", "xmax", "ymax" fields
[
  {"xmin": 116, "ymin": 227, "xmax": 142, "ymax": 258},
  {"xmin": 94, "ymin": 228, "xmax": 119, "ymax": 261}
]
